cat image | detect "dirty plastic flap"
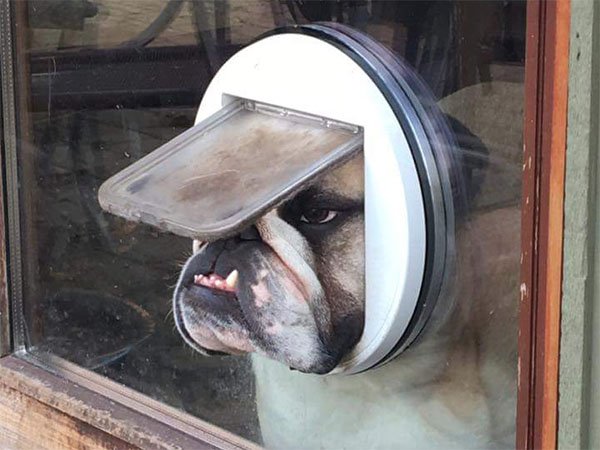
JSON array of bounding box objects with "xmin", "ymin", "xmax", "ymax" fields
[{"xmin": 98, "ymin": 99, "xmax": 363, "ymax": 240}]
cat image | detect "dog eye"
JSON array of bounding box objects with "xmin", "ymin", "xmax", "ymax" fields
[{"xmin": 299, "ymin": 209, "xmax": 338, "ymax": 224}]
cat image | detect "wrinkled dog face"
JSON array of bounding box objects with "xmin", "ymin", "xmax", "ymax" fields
[{"xmin": 173, "ymin": 156, "xmax": 364, "ymax": 374}]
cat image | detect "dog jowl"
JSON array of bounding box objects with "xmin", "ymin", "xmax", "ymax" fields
[{"xmin": 173, "ymin": 156, "xmax": 365, "ymax": 374}]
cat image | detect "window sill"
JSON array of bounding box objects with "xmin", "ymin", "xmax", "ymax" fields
[{"xmin": 0, "ymin": 353, "xmax": 257, "ymax": 450}]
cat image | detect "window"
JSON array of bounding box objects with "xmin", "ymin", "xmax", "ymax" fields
[{"xmin": 2, "ymin": 1, "xmax": 532, "ymax": 448}]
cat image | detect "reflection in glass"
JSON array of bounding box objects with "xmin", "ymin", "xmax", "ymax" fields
[{"xmin": 13, "ymin": 1, "xmax": 525, "ymax": 447}]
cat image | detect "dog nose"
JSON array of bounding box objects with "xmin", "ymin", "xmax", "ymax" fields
[{"xmin": 238, "ymin": 225, "xmax": 260, "ymax": 241}]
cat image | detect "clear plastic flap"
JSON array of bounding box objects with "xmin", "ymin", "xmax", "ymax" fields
[{"xmin": 98, "ymin": 98, "xmax": 363, "ymax": 240}]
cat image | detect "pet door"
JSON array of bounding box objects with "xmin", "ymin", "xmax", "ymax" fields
[{"xmin": 98, "ymin": 98, "xmax": 363, "ymax": 240}]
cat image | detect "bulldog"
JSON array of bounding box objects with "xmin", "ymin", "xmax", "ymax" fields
[
  {"xmin": 172, "ymin": 109, "xmax": 519, "ymax": 448},
  {"xmin": 173, "ymin": 154, "xmax": 365, "ymax": 375}
]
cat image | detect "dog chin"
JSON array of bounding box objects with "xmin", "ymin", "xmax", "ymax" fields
[{"xmin": 172, "ymin": 242, "xmax": 341, "ymax": 374}]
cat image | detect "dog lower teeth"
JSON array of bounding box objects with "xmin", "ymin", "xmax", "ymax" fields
[{"xmin": 194, "ymin": 270, "xmax": 238, "ymax": 292}]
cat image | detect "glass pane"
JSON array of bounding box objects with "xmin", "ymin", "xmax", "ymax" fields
[{"xmin": 11, "ymin": 1, "xmax": 526, "ymax": 448}]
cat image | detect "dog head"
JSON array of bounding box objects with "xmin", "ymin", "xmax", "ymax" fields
[{"xmin": 173, "ymin": 155, "xmax": 365, "ymax": 374}]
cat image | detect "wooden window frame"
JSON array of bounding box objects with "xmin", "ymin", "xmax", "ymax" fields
[
  {"xmin": 0, "ymin": 0, "xmax": 570, "ymax": 448},
  {"xmin": 517, "ymin": 1, "xmax": 570, "ymax": 449}
]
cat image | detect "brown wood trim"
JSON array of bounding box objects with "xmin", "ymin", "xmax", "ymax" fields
[
  {"xmin": 0, "ymin": 355, "xmax": 258, "ymax": 450},
  {"xmin": 537, "ymin": 2, "xmax": 570, "ymax": 447},
  {"xmin": 517, "ymin": 1, "xmax": 570, "ymax": 449},
  {"xmin": 0, "ymin": 381, "xmax": 137, "ymax": 450}
]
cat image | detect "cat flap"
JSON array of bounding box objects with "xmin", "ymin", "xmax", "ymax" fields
[{"xmin": 98, "ymin": 98, "xmax": 363, "ymax": 240}]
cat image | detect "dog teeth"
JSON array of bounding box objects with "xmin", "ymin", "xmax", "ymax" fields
[
  {"xmin": 193, "ymin": 271, "xmax": 237, "ymax": 293},
  {"xmin": 192, "ymin": 240, "xmax": 204, "ymax": 254},
  {"xmin": 225, "ymin": 270, "xmax": 239, "ymax": 289}
]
